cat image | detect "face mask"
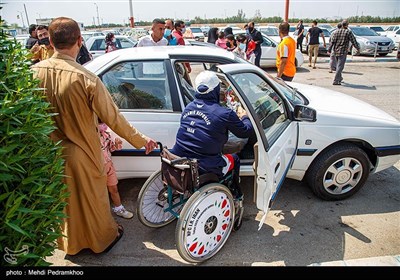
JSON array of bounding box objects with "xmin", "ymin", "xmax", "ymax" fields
[
  {"xmin": 164, "ymin": 29, "xmax": 171, "ymax": 37},
  {"xmin": 39, "ymin": 37, "xmax": 50, "ymax": 46},
  {"xmin": 239, "ymin": 43, "xmax": 246, "ymax": 50},
  {"xmin": 98, "ymin": 123, "xmax": 108, "ymax": 132},
  {"xmin": 248, "ymin": 27, "xmax": 254, "ymax": 33},
  {"xmin": 181, "ymin": 27, "xmax": 186, "ymax": 34}
]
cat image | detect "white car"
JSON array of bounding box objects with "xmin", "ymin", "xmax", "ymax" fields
[
  {"xmin": 85, "ymin": 35, "xmax": 137, "ymax": 59},
  {"xmin": 85, "ymin": 46, "xmax": 400, "ymax": 204},
  {"xmin": 236, "ymin": 31, "xmax": 304, "ymax": 68},
  {"xmin": 386, "ymin": 29, "xmax": 400, "ymax": 47},
  {"xmin": 258, "ymin": 25, "xmax": 281, "ymax": 43},
  {"xmin": 183, "ymin": 27, "xmax": 205, "ymax": 42}
]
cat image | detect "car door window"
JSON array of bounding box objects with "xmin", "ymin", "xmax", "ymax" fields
[
  {"xmin": 119, "ymin": 38, "xmax": 134, "ymax": 48},
  {"xmin": 231, "ymin": 72, "xmax": 290, "ymax": 145},
  {"xmin": 101, "ymin": 60, "xmax": 172, "ymax": 110}
]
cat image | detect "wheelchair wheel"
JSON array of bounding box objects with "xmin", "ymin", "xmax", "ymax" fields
[
  {"xmin": 137, "ymin": 170, "xmax": 186, "ymax": 228},
  {"xmin": 175, "ymin": 183, "xmax": 235, "ymax": 263}
]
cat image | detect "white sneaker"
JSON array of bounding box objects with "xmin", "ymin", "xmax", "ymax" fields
[{"xmin": 114, "ymin": 207, "xmax": 134, "ymax": 219}]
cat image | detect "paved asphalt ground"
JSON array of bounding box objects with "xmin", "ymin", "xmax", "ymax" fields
[{"xmin": 46, "ymin": 52, "xmax": 400, "ymax": 268}]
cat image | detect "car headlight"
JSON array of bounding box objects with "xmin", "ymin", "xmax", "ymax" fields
[{"xmin": 365, "ymin": 40, "xmax": 375, "ymax": 46}]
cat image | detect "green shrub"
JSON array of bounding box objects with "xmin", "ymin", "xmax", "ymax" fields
[{"xmin": 0, "ymin": 24, "xmax": 68, "ymax": 266}]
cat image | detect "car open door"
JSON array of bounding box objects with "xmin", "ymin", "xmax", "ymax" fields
[{"xmin": 217, "ymin": 64, "xmax": 298, "ymax": 229}]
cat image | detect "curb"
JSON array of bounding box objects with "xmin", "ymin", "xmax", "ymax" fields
[
  {"xmin": 309, "ymin": 255, "xmax": 400, "ymax": 266},
  {"xmin": 313, "ymin": 57, "xmax": 398, "ymax": 64}
]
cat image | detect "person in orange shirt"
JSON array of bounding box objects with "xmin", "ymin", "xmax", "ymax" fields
[{"xmin": 276, "ymin": 22, "xmax": 297, "ymax": 81}]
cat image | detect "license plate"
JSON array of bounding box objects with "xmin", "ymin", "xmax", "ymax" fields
[{"xmin": 380, "ymin": 47, "xmax": 388, "ymax": 51}]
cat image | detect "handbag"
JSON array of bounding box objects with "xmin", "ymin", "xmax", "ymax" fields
[{"xmin": 161, "ymin": 148, "xmax": 196, "ymax": 194}]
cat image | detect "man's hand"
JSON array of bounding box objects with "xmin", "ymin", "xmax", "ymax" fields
[
  {"xmin": 144, "ymin": 136, "xmax": 158, "ymax": 155},
  {"xmin": 114, "ymin": 138, "xmax": 122, "ymax": 146},
  {"xmin": 237, "ymin": 106, "xmax": 247, "ymax": 120}
]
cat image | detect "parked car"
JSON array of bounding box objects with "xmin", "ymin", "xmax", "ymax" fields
[
  {"xmin": 235, "ymin": 32, "xmax": 304, "ymax": 68},
  {"xmin": 81, "ymin": 31, "xmax": 105, "ymax": 42},
  {"xmin": 381, "ymin": 25, "xmax": 400, "ymax": 37},
  {"xmin": 293, "ymin": 27, "xmax": 331, "ymax": 55},
  {"xmin": 386, "ymin": 29, "xmax": 400, "ymax": 48},
  {"xmin": 200, "ymin": 25, "xmax": 211, "ymax": 36},
  {"xmin": 318, "ymin": 24, "xmax": 334, "ymax": 32},
  {"xmin": 85, "ymin": 35, "xmax": 137, "ymax": 59},
  {"xmin": 365, "ymin": 25, "xmax": 387, "ymax": 36},
  {"xmin": 348, "ymin": 26, "xmax": 395, "ymax": 56},
  {"xmin": 183, "ymin": 27, "xmax": 205, "ymax": 41},
  {"xmin": 84, "ymin": 46, "xmax": 400, "ymax": 203},
  {"xmin": 258, "ymin": 25, "xmax": 281, "ymax": 43}
]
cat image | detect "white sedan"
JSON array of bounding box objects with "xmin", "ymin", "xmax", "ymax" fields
[
  {"xmin": 85, "ymin": 35, "xmax": 137, "ymax": 59},
  {"xmin": 188, "ymin": 32, "xmax": 304, "ymax": 69},
  {"xmin": 85, "ymin": 46, "xmax": 400, "ymax": 208}
]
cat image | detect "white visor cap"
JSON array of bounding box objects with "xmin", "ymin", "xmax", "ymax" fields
[{"xmin": 195, "ymin": 70, "xmax": 221, "ymax": 94}]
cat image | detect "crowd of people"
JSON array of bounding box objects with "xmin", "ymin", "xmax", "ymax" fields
[{"xmin": 25, "ymin": 16, "xmax": 360, "ymax": 256}]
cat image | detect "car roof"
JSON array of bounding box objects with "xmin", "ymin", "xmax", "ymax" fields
[{"xmin": 85, "ymin": 45, "xmax": 238, "ymax": 72}]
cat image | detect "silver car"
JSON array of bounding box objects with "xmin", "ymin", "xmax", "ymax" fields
[{"xmin": 349, "ymin": 26, "xmax": 395, "ymax": 56}]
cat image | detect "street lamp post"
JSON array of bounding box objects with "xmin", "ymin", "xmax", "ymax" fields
[
  {"xmin": 94, "ymin": 3, "xmax": 100, "ymax": 27},
  {"xmin": 17, "ymin": 11, "xmax": 26, "ymax": 28}
]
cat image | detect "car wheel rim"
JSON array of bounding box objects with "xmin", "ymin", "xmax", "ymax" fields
[{"xmin": 323, "ymin": 157, "xmax": 363, "ymax": 195}]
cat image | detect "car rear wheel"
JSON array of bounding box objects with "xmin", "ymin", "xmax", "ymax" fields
[{"xmin": 306, "ymin": 143, "xmax": 370, "ymax": 201}]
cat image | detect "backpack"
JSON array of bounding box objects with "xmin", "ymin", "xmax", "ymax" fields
[{"xmin": 76, "ymin": 45, "xmax": 92, "ymax": 65}]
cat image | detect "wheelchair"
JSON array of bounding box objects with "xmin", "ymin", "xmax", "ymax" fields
[{"xmin": 136, "ymin": 142, "xmax": 244, "ymax": 263}]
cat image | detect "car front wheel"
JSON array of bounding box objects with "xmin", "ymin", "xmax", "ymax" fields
[{"xmin": 306, "ymin": 143, "xmax": 370, "ymax": 201}]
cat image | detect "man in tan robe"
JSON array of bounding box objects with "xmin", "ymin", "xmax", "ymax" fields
[{"xmin": 32, "ymin": 17, "xmax": 158, "ymax": 255}]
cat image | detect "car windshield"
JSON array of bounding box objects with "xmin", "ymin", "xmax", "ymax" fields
[
  {"xmin": 351, "ymin": 27, "xmax": 379, "ymax": 36},
  {"xmin": 191, "ymin": 28, "xmax": 202, "ymax": 33},
  {"xmin": 260, "ymin": 27, "xmax": 279, "ymax": 36},
  {"xmin": 370, "ymin": 26, "xmax": 384, "ymax": 32},
  {"xmin": 267, "ymin": 74, "xmax": 305, "ymax": 106}
]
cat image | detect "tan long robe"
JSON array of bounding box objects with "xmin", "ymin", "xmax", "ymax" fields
[{"xmin": 32, "ymin": 52, "xmax": 147, "ymax": 255}]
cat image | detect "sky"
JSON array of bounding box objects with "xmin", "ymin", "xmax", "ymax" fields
[{"xmin": 1, "ymin": 0, "xmax": 399, "ymax": 27}]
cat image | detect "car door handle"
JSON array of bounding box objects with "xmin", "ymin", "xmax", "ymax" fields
[{"xmin": 275, "ymin": 162, "xmax": 280, "ymax": 173}]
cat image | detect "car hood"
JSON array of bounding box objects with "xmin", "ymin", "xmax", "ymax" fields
[{"xmin": 289, "ymin": 82, "xmax": 400, "ymax": 126}]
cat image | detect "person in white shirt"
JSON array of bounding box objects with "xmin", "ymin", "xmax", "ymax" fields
[{"xmin": 137, "ymin": 18, "xmax": 168, "ymax": 47}]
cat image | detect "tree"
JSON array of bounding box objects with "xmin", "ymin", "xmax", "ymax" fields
[{"xmin": 0, "ymin": 20, "xmax": 68, "ymax": 266}]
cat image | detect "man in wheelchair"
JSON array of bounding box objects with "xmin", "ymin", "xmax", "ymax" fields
[{"xmin": 170, "ymin": 70, "xmax": 254, "ymax": 225}]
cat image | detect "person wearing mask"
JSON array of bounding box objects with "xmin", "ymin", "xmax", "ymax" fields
[
  {"xmin": 30, "ymin": 25, "xmax": 54, "ymax": 62},
  {"xmin": 105, "ymin": 33, "xmax": 118, "ymax": 53},
  {"xmin": 247, "ymin": 22, "xmax": 263, "ymax": 67},
  {"xmin": 173, "ymin": 20, "xmax": 191, "ymax": 73},
  {"xmin": 276, "ymin": 22, "xmax": 297, "ymax": 81},
  {"xmin": 296, "ymin": 20, "xmax": 305, "ymax": 52},
  {"xmin": 225, "ymin": 34, "xmax": 237, "ymax": 51},
  {"xmin": 31, "ymin": 17, "xmax": 158, "ymax": 255},
  {"xmin": 207, "ymin": 27, "xmax": 219, "ymax": 44},
  {"xmin": 305, "ymin": 20, "xmax": 326, "ymax": 69},
  {"xmin": 233, "ymin": 34, "xmax": 247, "ymax": 59},
  {"xmin": 171, "ymin": 71, "xmax": 254, "ymax": 227},
  {"xmin": 26, "ymin": 24, "xmax": 38, "ymax": 49},
  {"xmin": 328, "ymin": 20, "xmax": 360, "ymax": 85},
  {"xmin": 137, "ymin": 18, "xmax": 168, "ymax": 47},
  {"xmin": 164, "ymin": 19, "xmax": 177, "ymax": 45}
]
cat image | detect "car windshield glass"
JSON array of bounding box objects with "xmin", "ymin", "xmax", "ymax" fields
[
  {"xmin": 266, "ymin": 74, "xmax": 305, "ymax": 105},
  {"xmin": 260, "ymin": 27, "xmax": 279, "ymax": 36},
  {"xmin": 370, "ymin": 26, "xmax": 384, "ymax": 32},
  {"xmin": 190, "ymin": 28, "xmax": 202, "ymax": 33},
  {"xmin": 351, "ymin": 27, "xmax": 378, "ymax": 36}
]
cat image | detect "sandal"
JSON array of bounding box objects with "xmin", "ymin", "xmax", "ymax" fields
[{"xmin": 102, "ymin": 224, "xmax": 124, "ymax": 253}]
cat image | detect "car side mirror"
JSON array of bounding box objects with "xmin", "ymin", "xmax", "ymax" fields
[{"xmin": 293, "ymin": 105, "xmax": 317, "ymax": 122}]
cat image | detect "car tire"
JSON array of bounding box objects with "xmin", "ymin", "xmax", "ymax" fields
[{"xmin": 306, "ymin": 143, "xmax": 370, "ymax": 201}]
